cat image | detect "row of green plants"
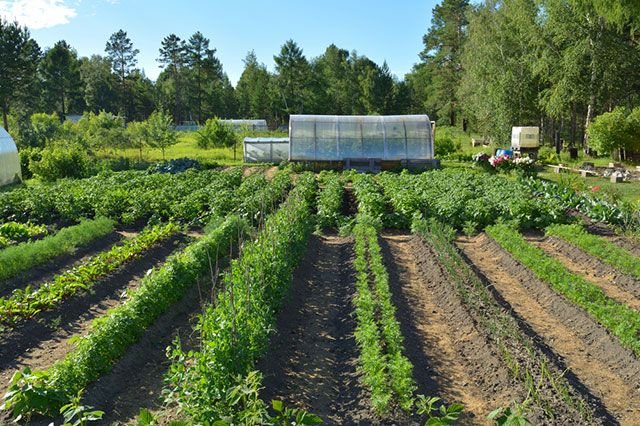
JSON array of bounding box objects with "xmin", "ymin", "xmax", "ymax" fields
[
  {"xmin": 163, "ymin": 173, "xmax": 318, "ymax": 424},
  {"xmin": 0, "ymin": 221, "xmax": 48, "ymax": 249},
  {"xmin": 0, "ymin": 167, "xmax": 243, "ymax": 225},
  {"xmin": 486, "ymin": 223, "xmax": 640, "ymax": 357},
  {"xmin": 351, "ymin": 173, "xmax": 404, "ymax": 228},
  {"xmin": 412, "ymin": 218, "xmax": 592, "ymax": 424},
  {"xmin": 2, "ymin": 216, "xmax": 248, "ymax": 422},
  {"xmin": 377, "ymin": 170, "xmax": 569, "ymax": 232},
  {"xmin": 0, "ymin": 217, "xmax": 115, "ymax": 282},
  {"xmin": 235, "ymin": 169, "xmax": 292, "ymax": 227},
  {"xmin": 546, "ymin": 224, "xmax": 640, "ymax": 279},
  {"xmin": 316, "ymin": 171, "xmax": 346, "ymax": 229},
  {"xmin": 0, "ymin": 222, "xmax": 179, "ymax": 326},
  {"xmin": 352, "ymin": 220, "xmax": 415, "ymax": 413}
]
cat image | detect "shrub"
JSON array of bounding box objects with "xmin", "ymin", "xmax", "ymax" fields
[
  {"xmin": 18, "ymin": 147, "xmax": 42, "ymax": 179},
  {"xmin": 30, "ymin": 143, "xmax": 92, "ymax": 181},
  {"xmin": 195, "ymin": 118, "xmax": 237, "ymax": 149},
  {"xmin": 435, "ymin": 136, "xmax": 461, "ymax": 157}
]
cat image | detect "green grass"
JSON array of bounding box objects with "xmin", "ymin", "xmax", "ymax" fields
[
  {"xmin": 538, "ymin": 170, "xmax": 640, "ymax": 204},
  {"xmin": 486, "ymin": 223, "xmax": 640, "ymax": 357},
  {"xmin": 98, "ymin": 130, "xmax": 288, "ymax": 165},
  {"xmin": 0, "ymin": 217, "xmax": 115, "ymax": 282},
  {"xmin": 546, "ymin": 224, "xmax": 640, "ymax": 279}
]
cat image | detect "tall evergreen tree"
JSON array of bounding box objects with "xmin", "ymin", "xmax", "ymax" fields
[
  {"xmin": 105, "ymin": 29, "xmax": 139, "ymax": 119},
  {"xmin": 157, "ymin": 34, "xmax": 186, "ymax": 122},
  {"xmin": 0, "ymin": 18, "xmax": 40, "ymax": 131},
  {"xmin": 420, "ymin": 0, "xmax": 469, "ymax": 126},
  {"xmin": 40, "ymin": 40, "xmax": 83, "ymax": 119},
  {"xmin": 80, "ymin": 55, "xmax": 119, "ymax": 114},
  {"xmin": 236, "ymin": 51, "xmax": 274, "ymax": 120},
  {"xmin": 274, "ymin": 39, "xmax": 312, "ymax": 117},
  {"xmin": 186, "ymin": 31, "xmax": 222, "ymax": 122}
]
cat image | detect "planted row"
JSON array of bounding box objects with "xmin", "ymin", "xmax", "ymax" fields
[
  {"xmin": 0, "ymin": 217, "xmax": 115, "ymax": 283},
  {"xmin": 352, "ymin": 221, "xmax": 415, "ymax": 413},
  {"xmin": 0, "ymin": 168, "xmax": 243, "ymax": 225},
  {"xmin": 546, "ymin": 223, "xmax": 640, "ymax": 279},
  {"xmin": 412, "ymin": 218, "xmax": 592, "ymax": 423},
  {"xmin": 486, "ymin": 223, "xmax": 640, "ymax": 356},
  {"xmin": 378, "ymin": 170, "xmax": 569, "ymax": 231},
  {"xmin": 316, "ymin": 170, "xmax": 346, "ymax": 229},
  {"xmin": 2, "ymin": 216, "xmax": 248, "ymax": 421},
  {"xmin": 0, "ymin": 222, "xmax": 179, "ymax": 325},
  {"xmin": 163, "ymin": 173, "xmax": 317, "ymax": 423},
  {"xmin": 0, "ymin": 221, "xmax": 48, "ymax": 249}
]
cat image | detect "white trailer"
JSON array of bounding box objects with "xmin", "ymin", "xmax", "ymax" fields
[{"xmin": 511, "ymin": 126, "xmax": 540, "ymax": 158}]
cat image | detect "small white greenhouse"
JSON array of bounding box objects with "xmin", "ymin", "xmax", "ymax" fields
[
  {"xmin": 222, "ymin": 119, "xmax": 268, "ymax": 131},
  {"xmin": 244, "ymin": 137, "xmax": 289, "ymax": 163},
  {"xmin": 0, "ymin": 128, "xmax": 21, "ymax": 186},
  {"xmin": 288, "ymin": 115, "xmax": 435, "ymax": 167}
]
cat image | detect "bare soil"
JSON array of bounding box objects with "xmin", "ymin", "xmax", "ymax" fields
[
  {"xmin": 380, "ymin": 234, "xmax": 516, "ymax": 425},
  {"xmin": 258, "ymin": 235, "xmax": 373, "ymax": 425},
  {"xmin": 524, "ymin": 234, "xmax": 640, "ymax": 309},
  {"xmin": 457, "ymin": 234, "xmax": 640, "ymax": 425},
  {"xmin": 0, "ymin": 234, "xmax": 186, "ymax": 400}
]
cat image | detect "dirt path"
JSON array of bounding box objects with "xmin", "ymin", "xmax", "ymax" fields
[
  {"xmin": 0, "ymin": 235, "xmax": 185, "ymax": 399},
  {"xmin": 380, "ymin": 234, "xmax": 516, "ymax": 425},
  {"xmin": 525, "ymin": 234, "xmax": 640, "ymax": 310},
  {"xmin": 258, "ymin": 235, "xmax": 372, "ymax": 425},
  {"xmin": 457, "ymin": 234, "xmax": 640, "ymax": 425}
]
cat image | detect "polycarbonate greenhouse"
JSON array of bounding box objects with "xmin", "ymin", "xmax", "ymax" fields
[
  {"xmin": 221, "ymin": 119, "xmax": 268, "ymax": 131},
  {"xmin": 289, "ymin": 115, "xmax": 434, "ymax": 162},
  {"xmin": 243, "ymin": 137, "xmax": 289, "ymax": 163},
  {"xmin": 0, "ymin": 128, "xmax": 21, "ymax": 186}
]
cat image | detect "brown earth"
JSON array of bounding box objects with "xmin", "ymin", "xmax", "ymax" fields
[
  {"xmin": 258, "ymin": 235, "xmax": 374, "ymax": 425},
  {"xmin": 380, "ymin": 234, "xmax": 516, "ymax": 425},
  {"xmin": 457, "ymin": 233, "xmax": 640, "ymax": 426},
  {"xmin": 0, "ymin": 234, "xmax": 186, "ymax": 404},
  {"xmin": 524, "ymin": 234, "xmax": 640, "ymax": 309}
]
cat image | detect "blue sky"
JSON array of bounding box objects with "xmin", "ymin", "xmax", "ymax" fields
[{"xmin": 0, "ymin": 0, "xmax": 438, "ymax": 85}]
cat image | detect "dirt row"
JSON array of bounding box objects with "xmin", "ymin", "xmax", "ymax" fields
[
  {"xmin": 457, "ymin": 234, "xmax": 640, "ymax": 425},
  {"xmin": 259, "ymin": 227, "xmax": 640, "ymax": 425},
  {"xmin": 0, "ymin": 233, "xmax": 201, "ymax": 425}
]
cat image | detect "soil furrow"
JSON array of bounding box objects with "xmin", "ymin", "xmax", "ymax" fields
[
  {"xmin": 380, "ymin": 234, "xmax": 515, "ymax": 425},
  {"xmin": 525, "ymin": 235, "xmax": 640, "ymax": 310},
  {"xmin": 258, "ymin": 235, "xmax": 371, "ymax": 425},
  {"xmin": 457, "ymin": 234, "xmax": 640, "ymax": 425},
  {"xmin": 0, "ymin": 234, "xmax": 185, "ymax": 398}
]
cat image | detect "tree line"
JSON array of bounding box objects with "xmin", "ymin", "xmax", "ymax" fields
[
  {"xmin": 0, "ymin": 20, "xmax": 411, "ymax": 134},
  {"xmin": 406, "ymin": 0, "xmax": 640, "ymax": 155}
]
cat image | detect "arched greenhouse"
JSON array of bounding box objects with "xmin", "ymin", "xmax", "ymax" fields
[
  {"xmin": 288, "ymin": 115, "xmax": 436, "ymax": 169},
  {"xmin": 0, "ymin": 128, "xmax": 21, "ymax": 186}
]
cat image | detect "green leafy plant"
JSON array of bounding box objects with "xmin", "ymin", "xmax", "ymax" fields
[
  {"xmin": 488, "ymin": 403, "xmax": 531, "ymax": 426},
  {"xmin": 415, "ymin": 395, "xmax": 464, "ymax": 425}
]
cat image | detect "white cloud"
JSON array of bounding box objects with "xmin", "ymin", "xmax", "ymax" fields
[{"xmin": 0, "ymin": 0, "xmax": 77, "ymax": 29}]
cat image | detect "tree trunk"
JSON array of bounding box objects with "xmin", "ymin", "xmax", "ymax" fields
[{"xmin": 2, "ymin": 104, "xmax": 8, "ymax": 132}]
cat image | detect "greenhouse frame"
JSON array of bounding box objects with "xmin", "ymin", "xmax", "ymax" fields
[
  {"xmin": 288, "ymin": 115, "xmax": 435, "ymax": 164},
  {"xmin": 222, "ymin": 119, "xmax": 268, "ymax": 131},
  {"xmin": 0, "ymin": 128, "xmax": 21, "ymax": 186},
  {"xmin": 243, "ymin": 137, "xmax": 289, "ymax": 163}
]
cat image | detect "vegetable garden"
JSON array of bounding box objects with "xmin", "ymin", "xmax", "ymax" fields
[{"xmin": 0, "ymin": 164, "xmax": 638, "ymax": 425}]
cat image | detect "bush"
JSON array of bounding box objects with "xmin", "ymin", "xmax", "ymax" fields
[
  {"xmin": 18, "ymin": 147, "xmax": 42, "ymax": 179},
  {"xmin": 196, "ymin": 118, "xmax": 237, "ymax": 149},
  {"xmin": 435, "ymin": 136, "xmax": 461, "ymax": 157},
  {"xmin": 30, "ymin": 143, "xmax": 92, "ymax": 181}
]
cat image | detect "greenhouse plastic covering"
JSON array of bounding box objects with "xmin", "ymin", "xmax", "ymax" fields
[
  {"xmin": 244, "ymin": 138, "xmax": 289, "ymax": 163},
  {"xmin": 0, "ymin": 127, "xmax": 21, "ymax": 186},
  {"xmin": 289, "ymin": 115, "xmax": 433, "ymax": 161},
  {"xmin": 221, "ymin": 119, "xmax": 268, "ymax": 131}
]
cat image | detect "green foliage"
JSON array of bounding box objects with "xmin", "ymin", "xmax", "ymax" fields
[
  {"xmin": 0, "ymin": 167, "xmax": 242, "ymax": 225},
  {"xmin": 352, "ymin": 221, "xmax": 416, "ymax": 413},
  {"xmin": 435, "ymin": 136, "xmax": 461, "ymax": 158},
  {"xmin": 146, "ymin": 110, "xmax": 177, "ymax": 159},
  {"xmin": 488, "ymin": 404, "xmax": 531, "ymax": 426},
  {"xmin": 587, "ymin": 107, "xmax": 633, "ymax": 156},
  {"xmin": 164, "ymin": 174, "xmax": 316, "ymax": 422},
  {"xmin": 0, "ymin": 222, "xmax": 177, "ymax": 324},
  {"xmin": 59, "ymin": 394, "xmax": 104, "ymax": 426},
  {"xmin": 316, "ymin": 171, "xmax": 346, "ymax": 229},
  {"xmin": 2, "ymin": 216, "xmax": 248, "ymax": 419},
  {"xmin": 486, "ymin": 223, "xmax": 640, "ymax": 357},
  {"xmin": 546, "ymin": 223, "xmax": 640, "ymax": 279},
  {"xmin": 0, "ymin": 217, "xmax": 114, "ymax": 282},
  {"xmin": 30, "ymin": 142, "xmax": 92, "ymax": 181},
  {"xmin": 76, "ymin": 111, "xmax": 127, "ymax": 151},
  {"xmin": 415, "ymin": 395, "xmax": 464, "ymax": 426},
  {"xmin": 195, "ymin": 117, "xmax": 238, "ymax": 149},
  {"xmin": 0, "ymin": 221, "xmax": 47, "ymax": 246}
]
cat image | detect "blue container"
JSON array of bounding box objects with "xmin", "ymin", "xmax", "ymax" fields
[{"xmin": 495, "ymin": 149, "xmax": 513, "ymax": 157}]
